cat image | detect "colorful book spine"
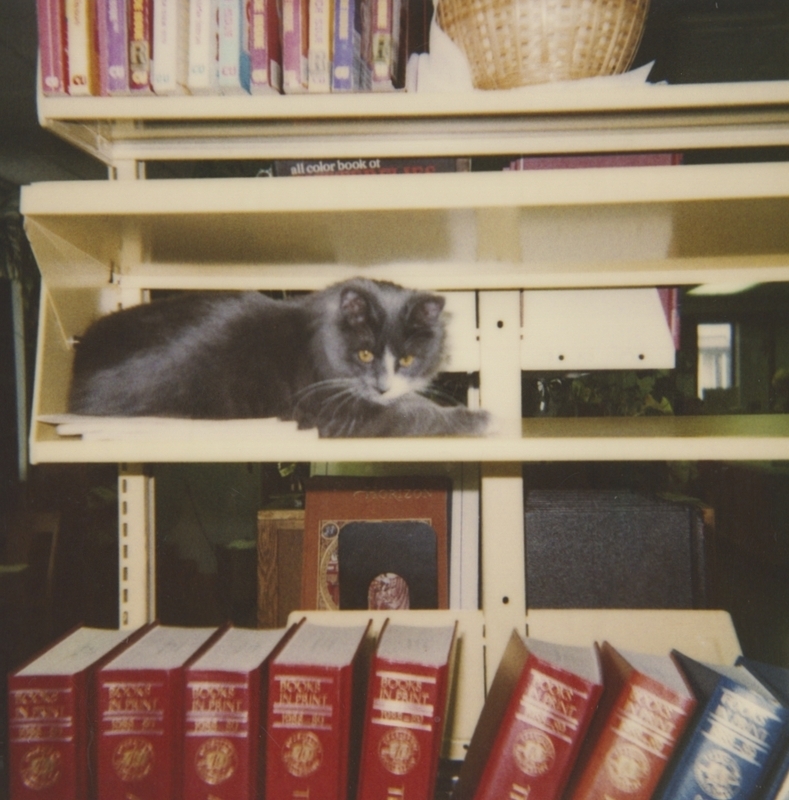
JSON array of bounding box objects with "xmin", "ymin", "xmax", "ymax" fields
[
  {"xmin": 368, "ymin": 0, "xmax": 401, "ymax": 91},
  {"xmin": 217, "ymin": 0, "xmax": 250, "ymax": 93},
  {"xmin": 187, "ymin": 0, "xmax": 220, "ymax": 93},
  {"xmin": 128, "ymin": 0, "xmax": 154, "ymax": 92},
  {"xmin": 153, "ymin": 0, "xmax": 190, "ymax": 93},
  {"xmin": 95, "ymin": 626, "xmax": 219, "ymax": 800},
  {"xmin": 265, "ymin": 622, "xmax": 370, "ymax": 800},
  {"xmin": 567, "ymin": 644, "xmax": 696, "ymax": 800},
  {"xmin": 356, "ymin": 622, "xmax": 457, "ymax": 800},
  {"xmin": 308, "ymin": 0, "xmax": 333, "ymax": 92},
  {"xmin": 8, "ymin": 626, "xmax": 140, "ymax": 800},
  {"xmin": 36, "ymin": 0, "xmax": 69, "ymax": 95},
  {"xmin": 65, "ymin": 0, "xmax": 98, "ymax": 95},
  {"xmin": 655, "ymin": 653, "xmax": 789, "ymax": 800},
  {"xmin": 96, "ymin": 0, "xmax": 130, "ymax": 94},
  {"xmin": 249, "ymin": 0, "xmax": 283, "ymax": 94},
  {"xmin": 331, "ymin": 0, "xmax": 362, "ymax": 90},
  {"xmin": 282, "ymin": 0, "xmax": 309, "ymax": 92}
]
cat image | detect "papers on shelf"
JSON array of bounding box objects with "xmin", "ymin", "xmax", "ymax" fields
[{"xmin": 38, "ymin": 414, "xmax": 320, "ymax": 442}]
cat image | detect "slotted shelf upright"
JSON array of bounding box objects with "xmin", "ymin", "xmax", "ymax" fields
[{"xmin": 22, "ymin": 78, "xmax": 789, "ymax": 756}]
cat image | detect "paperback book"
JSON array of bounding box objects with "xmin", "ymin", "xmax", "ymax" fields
[
  {"xmin": 36, "ymin": 0, "xmax": 68, "ymax": 95},
  {"xmin": 96, "ymin": 0, "xmax": 130, "ymax": 94}
]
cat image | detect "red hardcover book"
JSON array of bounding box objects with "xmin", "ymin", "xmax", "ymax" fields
[
  {"xmin": 265, "ymin": 620, "xmax": 372, "ymax": 800},
  {"xmin": 182, "ymin": 625, "xmax": 297, "ymax": 800},
  {"xmin": 565, "ymin": 641, "xmax": 697, "ymax": 800},
  {"xmin": 8, "ymin": 626, "xmax": 144, "ymax": 800},
  {"xmin": 249, "ymin": 0, "xmax": 283, "ymax": 94},
  {"xmin": 453, "ymin": 631, "xmax": 603, "ymax": 800},
  {"xmin": 128, "ymin": 0, "xmax": 154, "ymax": 92},
  {"xmin": 36, "ymin": 0, "xmax": 69, "ymax": 95},
  {"xmin": 356, "ymin": 620, "xmax": 457, "ymax": 800},
  {"xmin": 95, "ymin": 624, "xmax": 221, "ymax": 800}
]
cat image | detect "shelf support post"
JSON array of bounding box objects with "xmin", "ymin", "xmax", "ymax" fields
[
  {"xmin": 118, "ymin": 464, "xmax": 156, "ymax": 629},
  {"xmin": 477, "ymin": 291, "xmax": 526, "ymax": 685}
]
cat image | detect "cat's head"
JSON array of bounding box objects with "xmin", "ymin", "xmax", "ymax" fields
[{"xmin": 317, "ymin": 279, "xmax": 447, "ymax": 403}]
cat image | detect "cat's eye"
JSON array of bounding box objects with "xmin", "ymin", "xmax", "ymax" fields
[
  {"xmin": 399, "ymin": 355, "xmax": 415, "ymax": 367},
  {"xmin": 358, "ymin": 350, "xmax": 374, "ymax": 363}
]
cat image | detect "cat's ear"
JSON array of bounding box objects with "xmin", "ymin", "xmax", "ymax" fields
[
  {"xmin": 340, "ymin": 287, "xmax": 371, "ymax": 328},
  {"xmin": 409, "ymin": 294, "xmax": 445, "ymax": 328}
]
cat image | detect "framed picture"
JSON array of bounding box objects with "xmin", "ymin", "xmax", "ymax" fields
[{"xmin": 300, "ymin": 476, "xmax": 451, "ymax": 611}]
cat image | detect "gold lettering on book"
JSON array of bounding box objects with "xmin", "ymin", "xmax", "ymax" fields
[
  {"xmin": 513, "ymin": 729, "xmax": 556, "ymax": 777},
  {"xmin": 112, "ymin": 737, "xmax": 154, "ymax": 782},
  {"xmin": 190, "ymin": 684, "xmax": 245, "ymax": 714},
  {"xmin": 622, "ymin": 685, "xmax": 685, "ymax": 737},
  {"xmin": 195, "ymin": 737, "xmax": 238, "ymax": 785},
  {"xmin": 282, "ymin": 731, "xmax": 323, "ymax": 777},
  {"xmin": 510, "ymin": 784, "xmax": 530, "ymax": 800},
  {"xmin": 387, "ymin": 788, "xmax": 406, "ymax": 799},
  {"xmin": 378, "ymin": 729, "xmax": 420, "ymax": 776},
  {"xmin": 604, "ymin": 742, "xmax": 650, "ymax": 793},
  {"xmin": 273, "ymin": 676, "xmax": 333, "ymax": 730},
  {"xmin": 20, "ymin": 745, "xmax": 61, "ymax": 790},
  {"xmin": 372, "ymin": 672, "xmax": 434, "ymax": 731},
  {"xmin": 10, "ymin": 689, "xmax": 73, "ymax": 744},
  {"xmin": 516, "ymin": 670, "xmax": 583, "ymax": 745}
]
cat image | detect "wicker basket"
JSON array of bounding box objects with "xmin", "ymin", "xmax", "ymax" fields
[{"xmin": 436, "ymin": 0, "xmax": 650, "ymax": 90}]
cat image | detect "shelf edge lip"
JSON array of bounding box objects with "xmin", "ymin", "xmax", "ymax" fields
[
  {"xmin": 36, "ymin": 80, "xmax": 789, "ymax": 122},
  {"xmin": 19, "ymin": 161, "xmax": 789, "ymax": 216}
]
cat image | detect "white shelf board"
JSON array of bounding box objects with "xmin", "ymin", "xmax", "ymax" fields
[
  {"xmin": 37, "ymin": 80, "xmax": 789, "ymax": 162},
  {"xmin": 21, "ymin": 164, "xmax": 789, "ymax": 290},
  {"xmin": 29, "ymin": 414, "xmax": 789, "ymax": 464},
  {"xmin": 21, "ymin": 161, "xmax": 789, "ymax": 214}
]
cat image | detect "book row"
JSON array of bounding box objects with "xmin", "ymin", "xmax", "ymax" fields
[
  {"xmin": 37, "ymin": 0, "xmax": 427, "ymax": 97},
  {"xmin": 8, "ymin": 619, "xmax": 455, "ymax": 800},
  {"xmin": 9, "ymin": 620, "xmax": 789, "ymax": 800}
]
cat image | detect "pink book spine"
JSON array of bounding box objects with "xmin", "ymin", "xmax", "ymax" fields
[
  {"xmin": 282, "ymin": 0, "xmax": 308, "ymax": 92},
  {"xmin": 37, "ymin": 0, "xmax": 69, "ymax": 94}
]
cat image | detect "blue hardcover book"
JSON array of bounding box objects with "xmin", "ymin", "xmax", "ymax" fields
[
  {"xmin": 737, "ymin": 657, "xmax": 789, "ymax": 800},
  {"xmin": 654, "ymin": 651, "xmax": 789, "ymax": 800}
]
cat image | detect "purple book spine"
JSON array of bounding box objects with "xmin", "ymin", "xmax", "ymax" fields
[
  {"xmin": 97, "ymin": 0, "xmax": 130, "ymax": 94},
  {"xmin": 37, "ymin": 0, "xmax": 68, "ymax": 94}
]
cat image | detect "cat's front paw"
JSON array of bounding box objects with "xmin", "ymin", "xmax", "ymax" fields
[{"xmin": 449, "ymin": 407, "xmax": 492, "ymax": 436}]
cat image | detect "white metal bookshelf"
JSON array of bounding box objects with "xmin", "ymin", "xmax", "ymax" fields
[{"xmin": 24, "ymin": 79, "xmax": 789, "ymax": 757}]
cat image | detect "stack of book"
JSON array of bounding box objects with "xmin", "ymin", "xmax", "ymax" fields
[
  {"xmin": 37, "ymin": 0, "xmax": 431, "ymax": 97},
  {"xmin": 8, "ymin": 621, "xmax": 789, "ymax": 800}
]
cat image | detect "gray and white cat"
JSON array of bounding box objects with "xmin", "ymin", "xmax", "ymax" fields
[{"xmin": 68, "ymin": 278, "xmax": 490, "ymax": 437}]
